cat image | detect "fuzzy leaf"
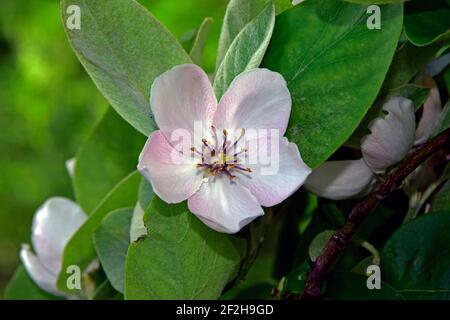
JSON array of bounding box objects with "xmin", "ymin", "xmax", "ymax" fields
[
  {"xmin": 73, "ymin": 108, "xmax": 145, "ymax": 213},
  {"xmin": 381, "ymin": 212, "xmax": 450, "ymax": 299},
  {"xmin": 61, "ymin": 0, "xmax": 191, "ymax": 135},
  {"xmin": 124, "ymin": 197, "xmax": 246, "ymax": 300},
  {"xmin": 214, "ymin": 3, "xmax": 275, "ymax": 99},
  {"xmin": 94, "ymin": 208, "xmax": 133, "ymax": 293}
]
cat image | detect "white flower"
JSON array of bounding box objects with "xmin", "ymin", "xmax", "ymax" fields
[
  {"xmin": 304, "ymin": 159, "xmax": 376, "ymax": 200},
  {"xmin": 306, "ymin": 75, "xmax": 443, "ymax": 200},
  {"xmin": 20, "ymin": 197, "xmax": 86, "ymax": 298},
  {"xmin": 361, "ymin": 97, "xmax": 417, "ymax": 173},
  {"xmin": 138, "ymin": 64, "xmax": 311, "ymax": 233}
]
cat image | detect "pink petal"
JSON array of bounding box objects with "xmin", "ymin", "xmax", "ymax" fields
[
  {"xmin": 20, "ymin": 245, "xmax": 64, "ymax": 297},
  {"xmin": 31, "ymin": 198, "xmax": 86, "ymax": 276},
  {"xmin": 188, "ymin": 177, "xmax": 264, "ymax": 234},
  {"xmin": 304, "ymin": 159, "xmax": 376, "ymax": 200},
  {"xmin": 414, "ymin": 75, "xmax": 442, "ymax": 145},
  {"xmin": 361, "ymin": 97, "xmax": 416, "ymax": 173},
  {"xmin": 235, "ymin": 137, "xmax": 311, "ymax": 207},
  {"xmin": 151, "ymin": 64, "xmax": 217, "ymax": 138},
  {"xmin": 213, "ymin": 69, "xmax": 291, "ymax": 136},
  {"xmin": 138, "ymin": 131, "xmax": 203, "ymax": 203}
]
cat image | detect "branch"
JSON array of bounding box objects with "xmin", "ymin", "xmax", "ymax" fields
[{"xmin": 301, "ymin": 128, "xmax": 450, "ymax": 299}]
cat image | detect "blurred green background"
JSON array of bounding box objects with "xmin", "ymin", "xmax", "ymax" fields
[{"xmin": 0, "ymin": 0, "xmax": 229, "ymax": 297}]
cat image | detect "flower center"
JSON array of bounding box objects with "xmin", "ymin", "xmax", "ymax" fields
[{"xmin": 191, "ymin": 126, "xmax": 252, "ymax": 180}]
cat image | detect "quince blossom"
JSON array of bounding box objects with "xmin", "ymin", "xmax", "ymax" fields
[
  {"xmin": 20, "ymin": 197, "xmax": 87, "ymax": 298},
  {"xmin": 305, "ymin": 75, "xmax": 443, "ymax": 200},
  {"xmin": 138, "ymin": 64, "xmax": 311, "ymax": 233}
]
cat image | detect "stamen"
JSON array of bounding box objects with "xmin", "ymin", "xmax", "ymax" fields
[
  {"xmin": 222, "ymin": 129, "xmax": 228, "ymax": 155},
  {"xmin": 232, "ymin": 148, "xmax": 247, "ymax": 164},
  {"xmin": 194, "ymin": 127, "xmax": 252, "ymax": 179},
  {"xmin": 232, "ymin": 128, "xmax": 246, "ymax": 150},
  {"xmin": 211, "ymin": 126, "xmax": 219, "ymax": 150},
  {"xmin": 191, "ymin": 146, "xmax": 205, "ymax": 163},
  {"xmin": 233, "ymin": 148, "xmax": 248, "ymax": 157},
  {"xmin": 234, "ymin": 165, "xmax": 252, "ymax": 173},
  {"xmin": 202, "ymin": 138, "xmax": 213, "ymax": 151},
  {"xmin": 211, "ymin": 165, "xmax": 221, "ymax": 176},
  {"xmin": 222, "ymin": 168, "xmax": 236, "ymax": 180},
  {"xmin": 190, "ymin": 147, "xmax": 204, "ymax": 158}
]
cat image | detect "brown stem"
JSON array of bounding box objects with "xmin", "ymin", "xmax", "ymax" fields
[{"xmin": 301, "ymin": 128, "xmax": 450, "ymax": 299}]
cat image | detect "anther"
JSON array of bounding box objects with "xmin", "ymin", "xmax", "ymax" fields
[
  {"xmin": 202, "ymin": 138, "xmax": 212, "ymax": 149},
  {"xmin": 211, "ymin": 126, "xmax": 218, "ymax": 149},
  {"xmin": 233, "ymin": 148, "xmax": 248, "ymax": 157},
  {"xmin": 235, "ymin": 166, "xmax": 252, "ymax": 173},
  {"xmin": 232, "ymin": 128, "xmax": 246, "ymax": 149},
  {"xmin": 222, "ymin": 129, "xmax": 228, "ymax": 154},
  {"xmin": 190, "ymin": 147, "xmax": 203, "ymax": 156},
  {"xmin": 223, "ymin": 168, "xmax": 236, "ymax": 180}
]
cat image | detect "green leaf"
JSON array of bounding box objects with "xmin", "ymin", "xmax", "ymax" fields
[
  {"xmin": 214, "ymin": 3, "xmax": 275, "ymax": 99},
  {"xmin": 216, "ymin": 0, "xmax": 288, "ymax": 70},
  {"xmin": 221, "ymin": 209, "xmax": 295, "ymax": 300},
  {"xmin": 94, "ymin": 208, "xmax": 133, "ymax": 293},
  {"xmin": 431, "ymin": 181, "xmax": 450, "ymax": 212},
  {"xmin": 5, "ymin": 266, "xmax": 62, "ymax": 300},
  {"xmin": 57, "ymin": 171, "xmax": 141, "ymax": 293},
  {"xmin": 381, "ymin": 211, "xmax": 450, "ymax": 299},
  {"xmin": 61, "ymin": 0, "xmax": 191, "ymax": 135},
  {"xmin": 320, "ymin": 202, "xmax": 346, "ymax": 227},
  {"xmin": 74, "ymin": 108, "xmax": 146, "ymax": 213},
  {"xmin": 354, "ymin": 205, "xmax": 395, "ymax": 240},
  {"xmin": 432, "ymin": 101, "xmax": 450, "ymax": 137},
  {"xmin": 189, "ymin": 18, "xmax": 214, "ymax": 67},
  {"xmin": 179, "ymin": 29, "xmax": 198, "ymax": 53},
  {"xmin": 404, "ymin": 0, "xmax": 450, "ymax": 46},
  {"xmin": 293, "ymin": 201, "xmax": 342, "ymax": 267},
  {"xmin": 382, "ymin": 42, "xmax": 442, "ymax": 91},
  {"xmin": 221, "ymin": 282, "xmax": 275, "ymax": 300},
  {"xmin": 339, "ymin": 0, "xmax": 409, "ymax": 4},
  {"xmin": 130, "ymin": 178, "xmax": 153, "ymax": 242},
  {"xmin": 262, "ymin": 1, "xmax": 403, "ymax": 168},
  {"xmin": 274, "ymin": 0, "xmax": 294, "ymax": 13},
  {"xmin": 323, "ymin": 272, "xmax": 403, "ymax": 300},
  {"xmin": 92, "ymin": 280, "xmax": 123, "ymax": 300},
  {"xmin": 308, "ymin": 230, "xmax": 335, "ymax": 262},
  {"xmin": 443, "ymin": 66, "xmax": 450, "ymax": 93},
  {"xmin": 124, "ymin": 197, "xmax": 246, "ymax": 300},
  {"xmin": 282, "ymin": 261, "xmax": 310, "ymax": 295}
]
